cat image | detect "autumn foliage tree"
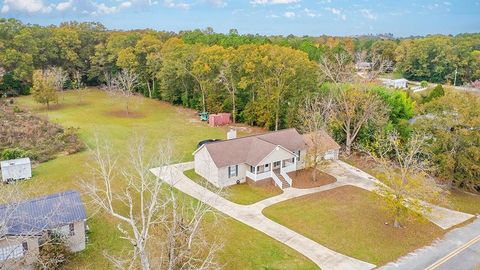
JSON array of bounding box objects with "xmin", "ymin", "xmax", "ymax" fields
[
  {"xmin": 31, "ymin": 69, "xmax": 58, "ymax": 109},
  {"xmin": 367, "ymin": 132, "xmax": 445, "ymax": 228}
]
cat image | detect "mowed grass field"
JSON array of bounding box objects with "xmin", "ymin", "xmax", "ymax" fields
[
  {"xmin": 14, "ymin": 89, "xmax": 318, "ymax": 270},
  {"xmin": 263, "ymin": 185, "xmax": 445, "ymax": 266}
]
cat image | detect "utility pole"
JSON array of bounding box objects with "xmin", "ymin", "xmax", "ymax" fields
[{"xmin": 453, "ymin": 68, "xmax": 458, "ymax": 86}]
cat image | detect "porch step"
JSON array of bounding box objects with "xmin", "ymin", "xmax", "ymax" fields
[{"xmin": 273, "ymin": 169, "xmax": 290, "ymax": 189}]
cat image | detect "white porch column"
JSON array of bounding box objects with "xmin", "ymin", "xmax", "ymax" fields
[
  {"xmin": 254, "ymin": 165, "xmax": 257, "ymax": 181},
  {"xmin": 294, "ymin": 155, "xmax": 297, "ymax": 169}
]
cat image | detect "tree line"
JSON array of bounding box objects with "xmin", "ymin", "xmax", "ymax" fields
[{"xmin": 0, "ymin": 18, "xmax": 478, "ymax": 191}]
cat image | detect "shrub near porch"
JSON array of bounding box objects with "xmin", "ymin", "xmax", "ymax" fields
[{"xmin": 263, "ymin": 185, "xmax": 444, "ymax": 266}]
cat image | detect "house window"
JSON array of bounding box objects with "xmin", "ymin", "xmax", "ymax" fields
[
  {"xmin": 69, "ymin": 223, "xmax": 75, "ymax": 236},
  {"xmin": 0, "ymin": 244, "xmax": 24, "ymax": 261},
  {"xmin": 250, "ymin": 166, "xmax": 255, "ymax": 173},
  {"xmin": 22, "ymin": 242, "xmax": 28, "ymax": 253},
  {"xmin": 274, "ymin": 161, "xmax": 280, "ymax": 167},
  {"xmin": 228, "ymin": 165, "xmax": 238, "ymax": 178}
]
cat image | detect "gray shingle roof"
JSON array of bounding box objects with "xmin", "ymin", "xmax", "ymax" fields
[
  {"xmin": 0, "ymin": 190, "xmax": 87, "ymax": 236},
  {"xmin": 198, "ymin": 128, "xmax": 307, "ymax": 168}
]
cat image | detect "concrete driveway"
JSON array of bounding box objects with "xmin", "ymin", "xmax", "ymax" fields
[
  {"xmin": 150, "ymin": 162, "xmax": 376, "ymax": 270},
  {"xmin": 151, "ymin": 160, "xmax": 474, "ymax": 270}
]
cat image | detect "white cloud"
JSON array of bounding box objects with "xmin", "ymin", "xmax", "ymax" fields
[
  {"xmin": 88, "ymin": 0, "xmax": 133, "ymax": 15},
  {"xmin": 359, "ymin": 9, "xmax": 376, "ymax": 20},
  {"xmin": 119, "ymin": 1, "xmax": 132, "ymax": 8},
  {"xmin": 1, "ymin": 0, "xmax": 53, "ymax": 14},
  {"xmin": 304, "ymin": 8, "xmax": 319, "ymax": 17},
  {"xmin": 325, "ymin": 7, "xmax": 346, "ymax": 20},
  {"xmin": 1, "ymin": 5, "xmax": 9, "ymax": 13},
  {"xmin": 164, "ymin": 0, "xmax": 190, "ymax": 9},
  {"xmin": 206, "ymin": 0, "xmax": 227, "ymax": 7},
  {"xmin": 283, "ymin": 11, "xmax": 295, "ymax": 18},
  {"xmin": 251, "ymin": 0, "xmax": 300, "ymax": 5},
  {"xmin": 91, "ymin": 2, "xmax": 117, "ymax": 14},
  {"xmin": 56, "ymin": 0, "xmax": 73, "ymax": 11},
  {"xmin": 267, "ymin": 13, "xmax": 279, "ymax": 18}
]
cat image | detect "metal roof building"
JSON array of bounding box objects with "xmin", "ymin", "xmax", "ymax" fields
[{"xmin": 0, "ymin": 190, "xmax": 87, "ymax": 236}]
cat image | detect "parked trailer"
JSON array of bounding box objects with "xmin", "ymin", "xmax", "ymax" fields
[
  {"xmin": 208, "ymin": 113, "xmax": 231, "ymax": 127},
  {"xmin": 1, "ymin": 158, "xmax": 32, "ymax": 182}
]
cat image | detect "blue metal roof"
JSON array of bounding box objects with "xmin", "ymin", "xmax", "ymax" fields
[{"xmin": 0, "ymin": 190, "xmax": 87, "ymax": 236}]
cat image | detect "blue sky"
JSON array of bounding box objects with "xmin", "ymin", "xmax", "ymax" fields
[{"xmin": 1, "ymin": 0, "xmax": 479, "ymax": 36}]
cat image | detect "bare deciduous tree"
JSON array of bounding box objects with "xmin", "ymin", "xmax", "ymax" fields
[
  {"xmin": 366, "ymin": 131, "xmax": 445, "ymax": 228},
  {"xmin": 107, "ymin": 69, "xmax": 139, "ymax": 115},
  {"xmin": 355, "ymin": 50, "xmax": 393, "ymax": 82},
  {"xmin": 299, "ymin": 93, "xmax": 334, "ymax": 181},
  {"xmin": 318, "ymin": 51, "xmax": 355, "ymax": 85},
  {"xmin": 334, "ymin": 84, "xmax": 388, "ymax": 155},
  {"xmin": 47, "ymin": 67, "xmax": 68, "ymax": 101},
  {"xmin": 83, "ymin": 137, "xmax": 222, "ymax": 270},
  {"xmin": 218, "ymin": 61, "xmax": 238, "ymax": 124},
  {"xmin": 73, "ymin": 70, "xmax": 87, "ymax": 104}
]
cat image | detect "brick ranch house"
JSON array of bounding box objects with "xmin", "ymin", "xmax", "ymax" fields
[
  {"xmin": 0, "ymin": 190, "xmax": 87, "ymax": 270},
  {"xmin": 193, "ymin": 128, "xmax": 340, "ymax": 189}
]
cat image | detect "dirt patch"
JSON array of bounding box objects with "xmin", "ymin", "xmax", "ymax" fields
[
  {"xmin": 0, "ymin": 103, "xmax": 84, "ymax": 162},
  {"xmin": 106, "ymin": 110, "xmax": 145, "ymax": 118},
  {"xmin": 288, "ymin": 168, "xmax": 336, "ymax": 189}
]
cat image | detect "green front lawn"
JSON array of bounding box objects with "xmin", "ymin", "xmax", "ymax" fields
[
  {"xmin": 184, "ymin": 169, "xmax": 283, "ymax": 205},
  {"xmin": 12, "ymin": 89, "xmax": 316, "ymax": 269},
  {"xmin": 263, "ymin": 185, "xmax": 444, "ymax": 266},
  {"xmin": 443, "ymin": 189, "xmax": 480, "ymax": 215},
  {"xmin": 343, "ymin": 155, "xmax": 480, "ymax": 216}
]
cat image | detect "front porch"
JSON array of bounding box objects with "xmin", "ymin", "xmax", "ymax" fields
[{"xmin": 246, "ymin": 158, "xmax": 297, "ymax": 189}]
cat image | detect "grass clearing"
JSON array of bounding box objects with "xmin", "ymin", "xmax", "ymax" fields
[
  {"xmin": 441, "ymin": 189, "xmax": 480, "ymax": 215},
  {"xmin": 263, "ymin": 185, "xmax": 445, "ymax": 266},
  {"xmin": 10, "ymin": 89, "xmax": 316, "ymax": 269},
  {"xmin": 343, "ymin": 154, "xmax": 480, "ymax": 216},
  {"xmin": 183, "ymin": 169, "xmax": 283, "ymax": 205}
]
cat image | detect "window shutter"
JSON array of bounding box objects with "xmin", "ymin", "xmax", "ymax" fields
[
  {"xmin": 69, "ymin": 223, "xmax": 75, "ymax": 236},
  {"xmin": 228, "ymin": 166, "xmax": 231, "ymax": 177},
  {"xmin": 235, "ymin": 165, "xmax": 238, "ymax": 176},
  {"xmin": 22, "ymin": 242, "xmax": 28, "ymax": 255}
]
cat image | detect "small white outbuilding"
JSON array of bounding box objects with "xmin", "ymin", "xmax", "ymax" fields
[
  {"xmin": 1, "ymin": 157, "xmax": 32, "ymax": 182},
  {"xmin": 384, "ymin": 78, "xmax": 408, "ymax": 89}
]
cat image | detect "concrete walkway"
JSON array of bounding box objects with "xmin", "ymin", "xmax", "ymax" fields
[
  {"xmin": 380, "ymin": 217, "xmax": 480, "ymax": 270},
  {"xmin": 150, "ymin": 162, "xmax": 376, "ymax": 270},
  {"xmin": 325, "ymin": 160, "xmax": 474, "ymax": 230}
]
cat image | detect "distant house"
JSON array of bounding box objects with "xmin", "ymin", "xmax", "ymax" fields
[
  {"xmin": 1, "ymin": 158, "xmax": 32, "ymax": 182},
  {"xmin": 384, "ymin": 78, "xmax": 408, "ymax": 89},
  {"xmin": 193, "ymin": 128, "xmax": 340, "ymax": 189},
  {"xmin": 0, "ymin": 191, "xmax": 87, "ymax": 269}
]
